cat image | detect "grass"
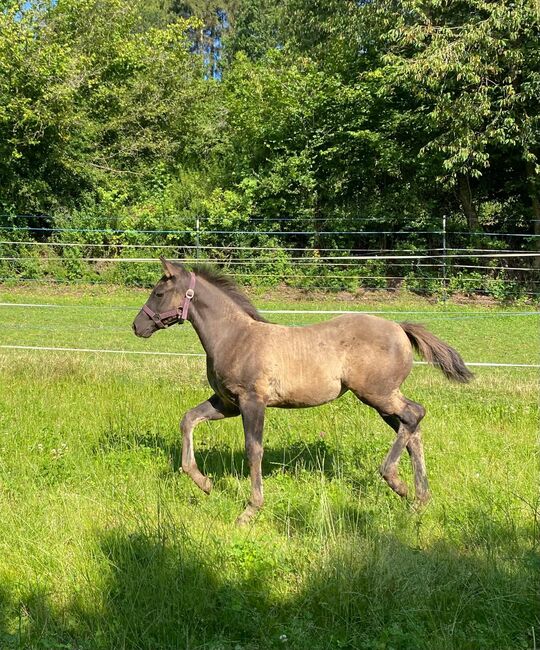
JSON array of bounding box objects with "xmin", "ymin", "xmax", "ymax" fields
[
  {"xmin": 0, "ymin": 284, "xmax": 538, "ymax": 649},
  {"xmin": 1, "ymin": 282, "xmax": 538, "ymax": 363}
]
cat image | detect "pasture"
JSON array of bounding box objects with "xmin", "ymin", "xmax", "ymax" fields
[{"xmin": 0, "ymin": 284, "xmax": 538, "ymax": 650}]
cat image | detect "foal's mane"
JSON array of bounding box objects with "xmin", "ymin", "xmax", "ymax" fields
[{"xmin": 191, "ymin": 264, "xmax": 268, "ymax": 322}]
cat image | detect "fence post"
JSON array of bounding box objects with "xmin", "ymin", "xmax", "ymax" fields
[
  {"xmin": 442, "ymin": 213, "xmax": 447, "ymax": 303},
  {"xmin": 195, "ymin": 216, "xmax": 200, "ymax": 260}
]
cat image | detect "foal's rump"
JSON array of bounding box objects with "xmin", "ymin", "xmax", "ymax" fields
[
  {"xmin": 308, "ymin": 314, "xmax": 472, "ymax": 386},
  {"xmin": 334, "ymin": 315, "xmax": 473, "ymax": 387},
  {"xmin": 335, "ymin": 314, "xmax": 414, "ymax": 394}
]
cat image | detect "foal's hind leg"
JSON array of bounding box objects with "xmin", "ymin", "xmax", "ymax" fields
[
  {"xmin": 361, "ymin": 391, "xmax": 426, "ymax": 501},
  {"xmin": 180, "ymin": 395, "xmax": 239, "ymax": 494},
  {"xmin": 381, "ymin": 415, "xmax": 430, "ymax": 504},
  {"xmin": 406, "ymin": 431, "xmax": 430, "ymax": 505},
  {"xmin": 379, "ymin": 413, "xmax": 412, "ymax": 498}
]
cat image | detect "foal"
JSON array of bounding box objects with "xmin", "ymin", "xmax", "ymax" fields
[{"xmin": 133, "ymin": 258, "xmax": 473, "ymax": 524}]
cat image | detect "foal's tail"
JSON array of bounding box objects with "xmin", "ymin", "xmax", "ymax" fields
[{"xmin": 400, "ymin": 322, "xmax": 474, "ymax": 383}]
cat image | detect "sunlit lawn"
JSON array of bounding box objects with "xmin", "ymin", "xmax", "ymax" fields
[{"xmin": 0, "ymin": 284, "xmax": 537, "ymax": 649}]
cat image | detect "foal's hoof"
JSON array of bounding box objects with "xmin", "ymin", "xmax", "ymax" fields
[
  {"xmin": 413, "ymin": 491, "xmax": 431, "ymax": 511},
  {"xmin": 200, "ymin": 477, "xmax": 213, "ymax": 494},
  {"xmin": 387, "ymin": 477, "xmax": 408, "ymax": 498},
  {"xmin": 235, "ymin": 504, "xmax": 259, "ymax": 527},
  {"xmin": 183, "ymin": 465, "xmax": 213, "ymax": 494},
  {"xmin": 395, "ymin": 481, "xmax": 409, "ymax": 498},
  {"xmin": 380, "ymin": 467, "xmax": 408, "ymax": 498},
  {"xmin": 191, "ymin": 473, "xmax": 212, "ymax": 494}
]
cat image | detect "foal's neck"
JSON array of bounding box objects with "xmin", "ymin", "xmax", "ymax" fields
[{"xmin": 187, "ymin": 277, "xmax": 252, "ymax": 358}]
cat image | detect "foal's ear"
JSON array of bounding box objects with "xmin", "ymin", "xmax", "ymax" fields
[{"xmin": 159, "ymin": 256, "xmax": 178, "ymax": 279}]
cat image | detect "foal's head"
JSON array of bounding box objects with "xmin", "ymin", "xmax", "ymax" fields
[{"xmin": 132, "ymin": 257, "xmax": 192, "ymax": 338}]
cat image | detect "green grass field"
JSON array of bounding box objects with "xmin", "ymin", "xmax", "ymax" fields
[{"xmin": 0, "ymin": 284, "xmax": 538, "ymax": 650}]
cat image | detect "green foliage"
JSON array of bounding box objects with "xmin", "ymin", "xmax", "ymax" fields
[
  {"xmin": 0, "ymin": 0, "xmax": 538, "ymax": 293},
  {"xmin": 381, "ymin": 0, "xmax": 540, "ymax": 182},
  {"xmin": 0, "ymin": 0, "xmax": 214, "ymax": 213},
  {"xmin": 223, "ymin": 0, "xmax": 282, "ymax": 62}
]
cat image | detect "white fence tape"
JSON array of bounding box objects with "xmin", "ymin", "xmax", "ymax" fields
[
  {"xmin": 0, "ymin": 345, "xmax": 537, "ymax": 368},
  {"xmin": 1, "ymin": 302, "xmax": 539, "ymax": 317}
]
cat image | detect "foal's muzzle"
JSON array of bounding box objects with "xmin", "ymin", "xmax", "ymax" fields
[{"xmin": 132, "ymin": 313, "xmax": 156, "ymax": 338}]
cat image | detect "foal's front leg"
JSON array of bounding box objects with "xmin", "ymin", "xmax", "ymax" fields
[
  {"xmin": 236, "ymin": 397, "xmax": 266, "ymax": 526},
  {"xmin": 180, "ymin": 394, "xmax": 239, "ymax": 494}
]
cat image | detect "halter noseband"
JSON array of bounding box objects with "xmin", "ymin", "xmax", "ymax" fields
[{"xmin": 141, "ymin": 272, "xmax": 196, "ymax": 329}]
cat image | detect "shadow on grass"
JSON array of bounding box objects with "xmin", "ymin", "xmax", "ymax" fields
[
  {"xmin": 94, "ymin": 425, "xmax": 355, "ymax": 483},
  {"xmin": 69, "ymin": 429, "xmax": 539, "ymax": 648},
  {"xmin": 6, "ymin": 523, "xmax": 538, "ymax": 650},
  {"xmin": 0, "ymin": 585, "xmax": 16, "ymax": 649},
  {"xmin": 194, "ymin": 438, "xmax": 339, "ymax": 481},
  {"xmin": 94, "ymin": 427, "xmax": 405, "ymax": 537}
]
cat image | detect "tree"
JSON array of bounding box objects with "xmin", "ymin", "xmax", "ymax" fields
[
  {"xmin": 0, "ymin": 1, "xmax": 78, "ymax": 212},
  {"xmin": 0, "ymin": 0, "xmax": 215, "ymax": 217},
  {"xmin": 222, "ymin": 0, "xmax": 281, "ymax": 63},
  {"xmin": 378, "ymin": 0, "xmax": 540, "ymax": 233}
]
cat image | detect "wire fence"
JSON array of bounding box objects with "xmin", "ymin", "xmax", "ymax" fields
[
  {"xmin": 0, "ymin": 215, "xmax": 538, "ymax": 373},
  {"xmin": 0, "ymin": 300, "xmax": 538, "ymax": 368},
  {"xmin": 2, "ymin": 301, "xmax": 539, "ymax": 316},
  {"xmin": 0, "ymin": 225, "xmax": 538, "ymax": 237},
  {"xmin": 0, "ymin": 214, "xmax": 538, "ymax": 298},
  {"xmin": 1, "ymin": 299, "xmax": 538, "ymax": 370}
]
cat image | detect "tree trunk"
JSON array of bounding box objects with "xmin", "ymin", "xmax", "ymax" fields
[
  {"xmin": 526, "ymin": 161, "xmax": 540, "ymax": 270},
  {"xmin": 457, "ymin": 174, "xmax": 480, "ymax": 231}
]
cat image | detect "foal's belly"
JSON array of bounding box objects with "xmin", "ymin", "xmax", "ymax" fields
[
  {"xmin": 264, "ymin": 363, "xmax": 346, "ymax": 408},
  {"xmin": 267, "ymin": 384, "xmax": 348, "ymax": 409},
  {"xmin": 256, "ymin": 330, "xmax": 349, "ymax": 408}
]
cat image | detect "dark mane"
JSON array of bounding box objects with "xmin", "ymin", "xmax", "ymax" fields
[{"xmin": 191, "ymin": 264, "xmax": 268, "ymax": 322}]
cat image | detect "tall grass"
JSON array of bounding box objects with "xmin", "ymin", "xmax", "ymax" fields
[{"xmin": 0, "ymin": 287, "xmax": 538, "ymax": 649}]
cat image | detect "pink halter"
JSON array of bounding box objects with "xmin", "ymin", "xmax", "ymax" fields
[{"xmin": 140, "ymin": 272, "xmax": 196, "ymax": 329}]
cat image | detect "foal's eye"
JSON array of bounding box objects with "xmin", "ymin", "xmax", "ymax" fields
[{"xmin": 155, "ymin": 292, "xmax": 164, "ymax": 298}]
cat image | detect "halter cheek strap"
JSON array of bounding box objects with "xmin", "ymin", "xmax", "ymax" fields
[
  {"xmin": 181, "ymin": 272, "xmax": 196, "ymax": 321},
  {"xmin": 141, "ymin": 272, "xmax": 196, "ymax": 329}
]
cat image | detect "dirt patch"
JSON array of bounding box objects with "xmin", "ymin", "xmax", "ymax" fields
[
  {"xmin": 1, "ymin": 280, "xmax": 536, "ymax": 309},
  {"xmin": 250, "ymin": 284, "xmax": 509, "ymax": 308}
]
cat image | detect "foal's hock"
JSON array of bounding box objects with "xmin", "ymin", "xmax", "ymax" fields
[{"xmin": 133, "ymin": 258, "xmax": 473, "ymax": 525}]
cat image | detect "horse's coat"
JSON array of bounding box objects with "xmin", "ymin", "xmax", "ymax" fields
[{"xmin": 133, "ymin": 258, "xmax": 473, "ymax": 524}]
